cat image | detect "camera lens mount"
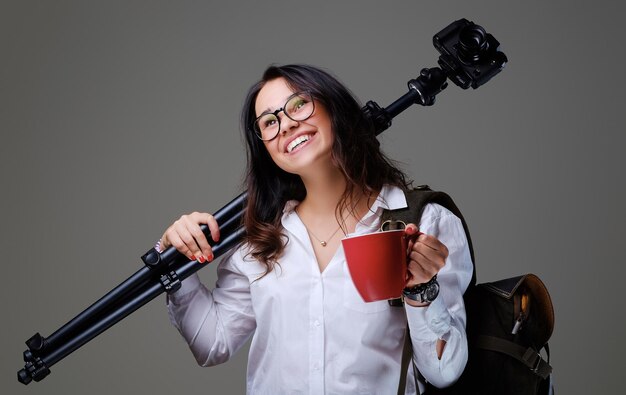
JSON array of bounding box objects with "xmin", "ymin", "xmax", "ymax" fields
[{"xmin": 457, "ymin": 24, "xmax": 489, "ymax": 64}]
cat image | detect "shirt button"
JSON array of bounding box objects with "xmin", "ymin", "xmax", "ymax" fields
[
  {"xmin": 314, "ymin": 320, "xmax": 321, "ymax": 327},
  {"xmin": 313, "ymin": 363, "xmax": 320, "ymax": 370}
]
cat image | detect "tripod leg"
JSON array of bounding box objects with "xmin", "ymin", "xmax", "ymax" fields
[
  {"xmin": 36, "ymin": 267, "xmax": 154, "ymax": 354},
  {"xmin": 18, "ymin": 222, "xmax": 246, "ymax": 384},
  {"xmin": 22, "ymin": 194, "xmax": 247, "ymax": 364}
]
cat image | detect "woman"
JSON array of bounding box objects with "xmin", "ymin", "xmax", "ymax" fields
[{"xmin": 159, "ymin": 64, "xmax": 473, "ymax": 394}]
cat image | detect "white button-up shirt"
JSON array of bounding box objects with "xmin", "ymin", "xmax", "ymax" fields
[{"xmin": 167, "ymin": 185, "xmax": 473, "ymax": 394}]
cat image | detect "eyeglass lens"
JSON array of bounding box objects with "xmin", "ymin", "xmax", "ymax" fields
[{"xmin": 254, "ymin": 92, "xmax": 314, "ymax": 141}]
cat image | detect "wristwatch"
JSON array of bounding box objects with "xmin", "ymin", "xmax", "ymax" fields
[{"xmin": 403, "ymin": 275, "xmax": 440, "ymax": 303}]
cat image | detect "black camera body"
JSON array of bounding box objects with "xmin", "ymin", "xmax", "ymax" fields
[{"xmin": 434, "ymin": 18, "xmax": 507, "ymax": 89}]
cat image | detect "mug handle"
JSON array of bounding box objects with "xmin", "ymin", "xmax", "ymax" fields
[{"xmin": 380, "ymin": 220, "xmax": 407, "ymax": 232}]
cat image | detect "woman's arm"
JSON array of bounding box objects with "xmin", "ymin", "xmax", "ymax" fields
[
  {"xmin": 167, "ymin": 253, "xmax": 256, "ymax": 367},
  {"xmin": 161, "ymin": 212, "xmax": 256, "ymax": 366},
  {"xmin": 404, "ymin": 203, "xmax": 473, "ymax": 388}
]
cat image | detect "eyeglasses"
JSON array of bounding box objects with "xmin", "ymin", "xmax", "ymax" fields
[{"xmin": 253, "ymin": 91, "xmax": 315, "ymax": 141}]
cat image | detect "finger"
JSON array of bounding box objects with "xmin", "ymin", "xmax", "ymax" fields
[
  {"xmin": 406, "ymin": 238, "xmax": 415, "ymax": 254},
  {"xmin": 409, "ymin": 237, "xmax": 448, "ymax": 269},
  {"xmin": 187, "ymin": 215, "xmax": 217, "ymax": 262},
  {"xmin": 181, "ymin": 216, "xmax": 210, "ymax": 262},
  {"xmin": 408, "ymin": 249, "xmax": 440, "ymax": 273},
  {"xmin": 190, "ymin": 212, "xmax": 219, "ymax": 261},
  {"xmin": 406, "ymin": 260, "xmax": 435, "ymax": 285},
  {"xmin": 409, "ymin": 245, "xmax": 446, "ymax": 273},
  {"xmin": 404, "ymin": 223, "xmax": 423, "ymax": 243},
  {"xmin": 173, "ymin": 220, "xmax": 203, "ymax": 262},
  {"xmin": 185, "ymin": 221, "xmax": 213, "ymax": 263},
  {"xmin": 416, "ymin": 234, "xmax": 449, "ymax": 257},
  {"xmin": 203, "ymin": 213, "xmax": 221, "ymax": 243},
  {"xmin": 404, "ymin": 224, "xmax": 421, "ymax": 256},
  {"xmin": 404, "ymin": 223, "xmax": 419, "ymax": 236},
  {"xmin": 167, "ymin": 230, "xmax": 197, "ymax": 260},
  {"xmin": 159, "ymin": 233, "xmax": 171, "ymax": 251}
]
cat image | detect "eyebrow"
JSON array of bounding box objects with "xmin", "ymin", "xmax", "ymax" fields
[
  {"xmin": 258, "ymin": 107, "xmax": 275, "ymax": 116},
  {"xmin": 257, "ymin": 92, "xmax": 300, "ymax": 117}
]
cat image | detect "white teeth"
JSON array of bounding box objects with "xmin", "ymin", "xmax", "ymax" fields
[{"xmin": 287, "ymin": 135, "xmax": 311, "ymax": 153}]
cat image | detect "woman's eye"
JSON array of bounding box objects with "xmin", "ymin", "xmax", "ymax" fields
[
  {"xmin": 291, "ymin": 99, "xmax": 306, "ymax": 112},
  {"xmin": 263, "ymin": 117, "xmax": 277, "ymax": 128}
]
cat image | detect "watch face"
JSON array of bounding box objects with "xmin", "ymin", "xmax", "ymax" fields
[{"xmin": 425, "ymin": 282, "xmax": 440, "ymax": 302}]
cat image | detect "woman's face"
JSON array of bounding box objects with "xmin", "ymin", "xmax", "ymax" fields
[{"xmin": 254, "ymin": 77, "xmax": 334, "ymax": 177}]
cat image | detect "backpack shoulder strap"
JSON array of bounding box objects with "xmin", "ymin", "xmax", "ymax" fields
[
  {"xmin": 381, "ymin": 185, "xmax": 477, "ymax": 286},
  {"xmin": 389, "ymin": 185, "xmax": 477, "ymax": 394}
]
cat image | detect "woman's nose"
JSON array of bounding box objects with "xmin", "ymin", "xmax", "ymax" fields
[{"xmin": 279, "ymin": 115, "xmax": 299, "ymax": 135}]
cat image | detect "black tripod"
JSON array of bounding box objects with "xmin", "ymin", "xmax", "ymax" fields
[{"xmin": 17, "ymin": 18, "xmax": 507, "ymax": 385}]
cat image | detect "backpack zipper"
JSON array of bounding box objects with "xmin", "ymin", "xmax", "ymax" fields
[{"xmin": 512, "ymin": 292, "xmax": 529, "ymax": 334}]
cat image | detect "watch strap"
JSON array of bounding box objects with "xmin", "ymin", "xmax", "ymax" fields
[{"xmin": 403, "ymin": 275, "xmax": 439, "ymax": 303}]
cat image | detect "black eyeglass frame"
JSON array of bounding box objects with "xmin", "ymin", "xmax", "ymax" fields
[{"xmin": 252, "ymin": 91, "xmax": 316, "ymax": 141}]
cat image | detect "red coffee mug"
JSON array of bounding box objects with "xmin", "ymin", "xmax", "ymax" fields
[{"xmin": 342, "ymin": 229, "xmax": 407, "ymax": 302}]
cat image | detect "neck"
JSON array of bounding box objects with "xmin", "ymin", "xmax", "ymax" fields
[{"xmin": 298, "ymin": 165, "xmax": 350, "ymax": 216}]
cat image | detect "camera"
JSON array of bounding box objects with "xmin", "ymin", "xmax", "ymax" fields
[{"xmin": 434, "ymin": 18, "xmax": 507, "ymax": 89}]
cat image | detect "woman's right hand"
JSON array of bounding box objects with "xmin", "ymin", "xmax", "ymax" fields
[{"xmin": 159, "ymin": 212, "xmax": 220, "ymax": 263}]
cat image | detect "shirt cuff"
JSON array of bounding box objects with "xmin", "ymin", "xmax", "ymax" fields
[{"xmin": 405, "ymin": 287, "xmax": 452, "ymax": 340}]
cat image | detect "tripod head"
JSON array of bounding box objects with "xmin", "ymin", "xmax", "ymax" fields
[{"xmin": 365, "ymin": 18, "xmax": 508, "ymax": 134}]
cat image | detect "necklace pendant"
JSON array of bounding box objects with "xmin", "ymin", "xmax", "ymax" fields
[{"xmin": 320, "ymin": 241, "xmax": 327, "ymax": 247}]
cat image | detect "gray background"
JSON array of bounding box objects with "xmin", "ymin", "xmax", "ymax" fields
[{"xmin": 2, "ymin": 1, "xmax": 624, "ymax": 394}]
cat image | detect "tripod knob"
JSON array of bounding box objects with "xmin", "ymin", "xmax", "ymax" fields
[
  {"xmin": 17, "ymin": 368, "xmax": 32, "ymax": 385},
  {"xmin": 26, "ymin": 332, "xmax": 46, "ymax": 353},
  {"xmin": 408, "ymin": 67, "xmax": 448, "ymax": 106},
  {"xmin": 18, "ymin": 351, "xmax": 50, "ymax": 385}
]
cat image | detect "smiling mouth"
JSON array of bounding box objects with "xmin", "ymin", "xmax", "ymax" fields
[{"xmin": 286, "ymin": 134, "xmax": 314, "ymax": 153}]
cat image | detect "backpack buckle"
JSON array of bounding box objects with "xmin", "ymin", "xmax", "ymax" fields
[
  {"xmin": 532, "ymin": 355, "xmax": 542, "ymax": 373},
  {"xmin": 523, "ymin": 348, "xmax": 542, "ymax": 373}
]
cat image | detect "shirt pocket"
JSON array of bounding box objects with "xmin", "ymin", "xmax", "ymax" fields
[{"xmin": 342, "ymin": 278, "xmax": 391, "ymax": 314}]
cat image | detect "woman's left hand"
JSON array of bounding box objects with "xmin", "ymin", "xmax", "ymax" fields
[{"xmin": 404, "ymin": 223, "xmax": 449, "ymax": 288}]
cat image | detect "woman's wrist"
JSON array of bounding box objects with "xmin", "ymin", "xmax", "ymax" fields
[
  {"xmin": 155, "ymin": 236, "xmax": 169, "ymax": 253},
  {"xmin": 404, "ymin": 298, "xmax": 431, "ymax": 308},
  {"xmin": 403, "ymin": 275, "xmax": 440, "ymax": 304}
]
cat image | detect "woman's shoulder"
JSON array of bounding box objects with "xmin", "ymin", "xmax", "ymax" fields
[
  {"xmin": 216, "ymin": 242, "xmax": 266, "ymax": 278},
  {"xmin": 391, "ymin": 186, "xmax": 461, "ymax": 226},
  {"xmin": 420, "ymin": 202, "xmax": 457, "ymax": 222},
  {"xmin": 417, "ymin": 202, "xmax": 465, "ymax": 239}
]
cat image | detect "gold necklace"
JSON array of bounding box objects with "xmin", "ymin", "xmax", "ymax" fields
[
  {"xmin": 296, "ymin": 197, "xmax": 362, "ymax": 247},
  {"xmin": 296, "ymin": 207, "xmax": 344, "ymax": 247},
  {"xmin": 304, "ymin": 222, "xmax": 344, "ymax": 247}
]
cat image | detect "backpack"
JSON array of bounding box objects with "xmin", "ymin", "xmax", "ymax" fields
[{"xmin": 381, "ymin": 186, "xmax": 555, "ymax": 395}]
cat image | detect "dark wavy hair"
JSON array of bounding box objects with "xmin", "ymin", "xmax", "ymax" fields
[{"xmin": 241, "ymin": 64, "xmax": 410, "ymax": 275}]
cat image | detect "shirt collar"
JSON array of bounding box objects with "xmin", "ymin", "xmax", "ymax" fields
[
  {"xmin": 282, "ymin": 185, "xmax": 407, "ymax": 215},
  {"xmin": 281, "ymin": 185, "xmax": 408, "ymax": 237},
  {"xmin": 370, "ymin": 184, "xmax": 408, "ymax": 212},
  {"xmin": 357, "ymin": 185, "xmax": 407, "ymax": 230}
]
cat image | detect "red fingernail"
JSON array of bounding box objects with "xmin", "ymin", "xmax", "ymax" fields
[
  {"xmin": 208, "ymin": 254, "xmax": 214, "ymax": 261},
  {"xmin": 198, "ymin": 256, "xmax": 206, "ymax": 263},
  {"xmin": 191, "ymin": 255, "xmax": 196, "ymax": 261}
]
